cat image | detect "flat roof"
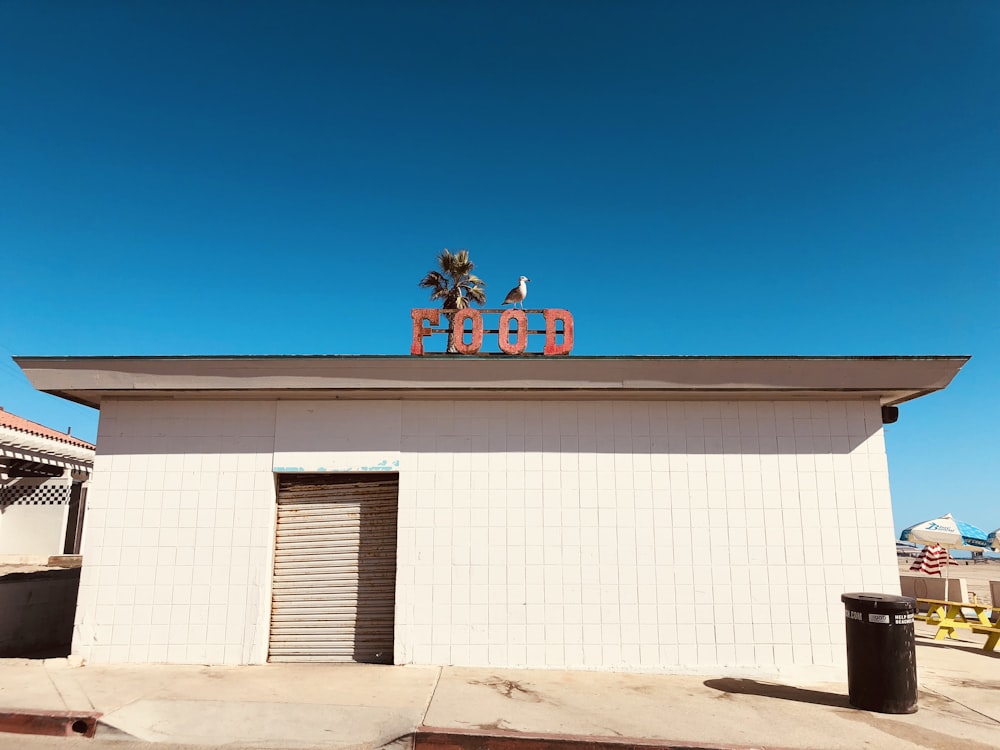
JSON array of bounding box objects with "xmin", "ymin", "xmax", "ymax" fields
[{"xmin": 14, "ymin": 355, "xmax": 970, "ymax": 409}]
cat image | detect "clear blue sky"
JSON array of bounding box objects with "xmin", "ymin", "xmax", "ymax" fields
[{"xmin": 1, "ymin": 1, "xmax": 997, "ymax": 535}]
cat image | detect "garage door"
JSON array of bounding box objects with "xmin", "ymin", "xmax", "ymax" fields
[{"xmin": 269, "ymin": 473, "xmax": 398, "ymax": 663}]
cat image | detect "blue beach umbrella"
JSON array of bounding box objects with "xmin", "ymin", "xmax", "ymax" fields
[
  {"xmin": 900, "ymin": 513, "xmax": 989, "ymax": 600},
  {"xmin": 988, "ymin": 529, "xmax": 1000, "ymax": 552},
  {"xmin": 900, "ymin": 513, "xmax": 990, "ymax": 551}
]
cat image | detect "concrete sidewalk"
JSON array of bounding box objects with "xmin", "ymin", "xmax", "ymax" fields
[{"xmin": 1, "ymin": 624, "xmax": 999, "ymax": 750}]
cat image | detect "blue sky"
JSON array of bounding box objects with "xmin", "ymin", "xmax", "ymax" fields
[{"xmin": 1, "ymin": 1, "xmax": 997, "ymax": 535}]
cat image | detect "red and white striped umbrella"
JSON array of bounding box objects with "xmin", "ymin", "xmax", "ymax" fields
[{"xmin": 909, "ymin": 544, "xmax": 958, "ymax": 576}]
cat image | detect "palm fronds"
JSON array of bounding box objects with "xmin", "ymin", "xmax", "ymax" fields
[
  {"xmin": 420, "ymin": 248, "xmax": 488, "ymax": 352},
  {"xmin": 420, "ymin": 249, "xmax": 487, "ymax": 309}
]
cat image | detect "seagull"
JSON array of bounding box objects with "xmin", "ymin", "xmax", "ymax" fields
[{"xmin": 502, "ymin": 276, "xmax": 531, "ymax": 309}]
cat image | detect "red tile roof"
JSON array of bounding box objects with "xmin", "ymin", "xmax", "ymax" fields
[{"xmin": 0, "ymin": 408, "xmax": 95, "ymax": 450}]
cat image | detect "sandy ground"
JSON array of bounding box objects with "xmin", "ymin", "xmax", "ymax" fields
[{"xmin": 898, "ymin": 558, "xmax": 1000, "ymax": 605}]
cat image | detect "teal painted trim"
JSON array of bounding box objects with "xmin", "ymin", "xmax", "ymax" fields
[{"xmin": 272, "ymin": 464, "xmax": 400, "ymax": 473}]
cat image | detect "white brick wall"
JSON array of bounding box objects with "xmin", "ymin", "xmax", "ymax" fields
[
  {"xmin": 394, "ymin": 399, "xmax": 897, "ymax": 677},
  {"xmin": 76, "ymin": 397, "xmax": 897, "ymax": 678},
  {"xmin": 273, "ymin": 401, "xmax": 401, "ymax": 472},
  {"xmin": 77, "ymin": 400, "xmax": 278, "ymax": 665}
]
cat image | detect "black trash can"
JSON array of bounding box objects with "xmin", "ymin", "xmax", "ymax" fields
[{"xmin": 840, "ymin": 592, "xmax": 918, "ymax": 714}]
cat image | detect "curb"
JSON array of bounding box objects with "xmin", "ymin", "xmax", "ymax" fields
[
  {"xmin": 0, "ymin": 708, "xmax": 101, "ymax": 739},
  {"xmin": 415, "ymin": 727, "xmax": 793, "ymax": 750}
]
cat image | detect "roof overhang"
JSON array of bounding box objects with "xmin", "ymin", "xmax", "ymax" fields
[
  {"xmin": 13, "ymin": 355, "xmax": 970, "ymax": 409},
  {"xmin": 0, "ymin": 425, "xmax": 95, "ymax": 472}
]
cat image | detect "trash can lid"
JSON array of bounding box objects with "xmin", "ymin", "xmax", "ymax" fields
[{"xmin": 841, "ymin": 592, "xmax": 916, "ymax": 613}]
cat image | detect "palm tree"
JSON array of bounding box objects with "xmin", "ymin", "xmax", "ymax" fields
[{"xmin": 419, "ymin": 249, "xmax": 487, "ymax": 353}]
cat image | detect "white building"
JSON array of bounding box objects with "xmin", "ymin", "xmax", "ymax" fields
[
  {"xmin": 1, "ymin": 407, "xmax": 94, "ymax": 558},
  {"xmin": 17, "ymin": 355, "xmax": 966, "ymax": 678}
]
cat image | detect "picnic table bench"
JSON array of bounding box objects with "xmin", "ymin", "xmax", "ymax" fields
[
  {"xmin": 971, "ymin": 625, "xmax": 1000, "ymax": 651},
  {"xmin": 916, "ymin": 598, "xmax": 997, "ymax": 650}
]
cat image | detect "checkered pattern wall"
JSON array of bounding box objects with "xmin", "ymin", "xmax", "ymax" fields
[{"xmin": 0, "ymin": 479, "xmax": 72, "ymax": 507}]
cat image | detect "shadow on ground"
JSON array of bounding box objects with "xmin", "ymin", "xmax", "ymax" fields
[
  {"xmin": 704, "ymin": 678, "xmax": 851, "ymax": 708},
  {"xmin": 916, "ymin": 638, "xmax": 1000, "ymax": 658}
]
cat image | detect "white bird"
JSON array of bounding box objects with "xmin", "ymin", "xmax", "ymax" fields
[{"xmin": 502, "ymin": 276, "xmax": 531, "ymax": 309}]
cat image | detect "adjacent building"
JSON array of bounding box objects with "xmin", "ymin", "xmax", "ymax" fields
[
  {"xmin": 16, "ymin": 354, "xmax": 967, "ymax": 678},
  {"xmin": 1, "ymin": 407, "xmax": 94, "ymax": 558}
]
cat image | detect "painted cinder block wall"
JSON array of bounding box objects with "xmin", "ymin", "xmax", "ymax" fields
[
  {"xmin": 0, "ymin": 477, "xmax": 73, "ymax": 556},
  {"xmin": 76, "ymin": 397, "xmax": 898, "ymax": 677}
]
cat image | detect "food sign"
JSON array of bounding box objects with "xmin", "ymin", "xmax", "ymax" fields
[{"xmin": 410, "ymin": 308, "xmax": 574, "ymax": 356}]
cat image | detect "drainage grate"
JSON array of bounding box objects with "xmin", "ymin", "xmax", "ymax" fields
[{"xmin": 0, "ymin": 709, "xmax": 101, "ymax": 738}]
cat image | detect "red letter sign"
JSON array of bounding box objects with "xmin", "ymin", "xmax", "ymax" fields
[
  {"xmin": 543, "ymin": 309, "xmax": 574, "ymax": 356},
  {"xmin": 411, "ymin": 308, "xmax": 440, "ymax": 355},
  {"xmin": 498, "ymin": 310, "xmax": 528, "ymax": 355},
  {"xmin": 452, "ymin": 309, "xmax": 484, "ymax": 354},
  {"xmin": 410, "ymin": 308, "xmax": 574, "ymax": 355}
]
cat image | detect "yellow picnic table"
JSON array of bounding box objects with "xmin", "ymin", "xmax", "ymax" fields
[{"xmin": 916, "ymin": 597, "xmax": 993, "ymax": 642}]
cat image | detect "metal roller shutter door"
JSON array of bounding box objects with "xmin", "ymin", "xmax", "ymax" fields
[{"xmin": 269, "ymin": 474, "xmax": 398, "ymax": 663}]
